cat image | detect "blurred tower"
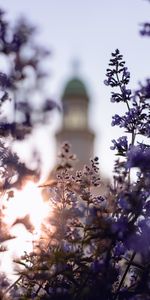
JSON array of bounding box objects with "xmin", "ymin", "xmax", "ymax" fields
[{"xmin": 56, "ymin": 76, "xmax": 95, "ymax": 170}]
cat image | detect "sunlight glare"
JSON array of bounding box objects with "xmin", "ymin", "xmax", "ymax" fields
[
  {"xmin": 4, "ymin": 181, "xmax": 50, "ymax": 237},
  {"xmin": 0, "ymin": 182, "xmax": 52, "ymax": 277}
]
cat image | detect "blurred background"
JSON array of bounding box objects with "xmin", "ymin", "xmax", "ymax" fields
[{"xmin": 0, "ymin": 0, "xmax": 150, "ymax": 179}]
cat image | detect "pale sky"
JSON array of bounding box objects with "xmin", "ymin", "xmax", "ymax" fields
[{"xmin": 0, "ymin": 0, "xmax": 150, "ymax": 178}]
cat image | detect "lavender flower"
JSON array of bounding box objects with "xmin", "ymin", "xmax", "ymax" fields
[
  {"xmin": 104, "ymin": 49, "xmax": 131, "ymax": 103},
  {"xmin": 127, "ymin": 145, "xmax": 150, "ymax": 171},
  {"xmin": 105, "ymin": 48, "xmax": 150, "ymax": 299},
  {"xmin": 111, "ymin": 114, "xmax": 123, "ymax": 127},
  {"xmin": 91, "ymin": 259, "xmax": 104, "ymax": 273},
  {"xmin": 140, "ymin": 22, "xmax": 150, "ymax": 36},
  {"xmin": 114, "ymin": 242, "xmax": 126, "ymax": 258},
  {"xmin": 110, "ymin": 136, "xmax": 128, "ymax": 155}
]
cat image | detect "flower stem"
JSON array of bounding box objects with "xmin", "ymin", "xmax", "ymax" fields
[{"xmin": 113, "ymin": 251, "xmax": 136, "ymax": 300}]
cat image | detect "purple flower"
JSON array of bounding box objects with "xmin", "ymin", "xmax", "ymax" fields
[
  {"xmin": 138, "ymin": 79, "xmax": 150, "ymax": 99},
  {"xmin": 111, "ymin": 88, "xmax": 131, "ymax": 103},
  {"xmin": 118, "ymin": 197, "xmax": 131, "ymax": 210},
  {"xmin": 125, "ymin": 108, "xmax": 137, "ymax": 122},
  {"xmin": 127, "ymin": 145, "xmax": 150, "ymax": 171},
  {"xmin": 0, "ymin": 273, "xmax": 9, "ymax": 289},
  {"xmin": 114, "ymin": 242, "xmax": 126, "ymax": 257},
  {"xmin": 122, "ymin": 67, "xmax": 130, "ymax": 80},
  {"xmin": 112, "ymin": 107, "xmax": 144, "ymax": 133},
  {"xmin": 111, "ymin": 216, "xmax": 128, "ymax": 239},
  {"xmin": 0, "ymin": 73, "xmax": 9, "ymax": 90},
  {"xmin": 91, "ymin": 259, "xmax": 104, "ymax": 273},
  {"xmin": 31, "ymin": 293, "xmax": 36, "ymax": 299},
  {"xmin": 104, "ymin": 49, "xmax": 131, "ymax": 103},
  {"xmin": 111, "ymin": 114, "xmax": 123, "ymax": 126},
  {"xmin": 126, "ymin": 217, "xmax": 150, "ymax": 256},
  {"xmin": 110, "ymin": 136, "xmax": 128, "ymax": 155},
  {"xmin": 140, "ymin": 22, "xmax": 150, "ymax": 36},
  {"xmin": 43, "ymin": 99, "xmax": 61, "ymax": 112},
  {"xmin": 104, "ymin": 79, "xmax": 110, "ymax": 86},
  {"xmin": 144, "ymin": 122, "xmax": 150, "ymax": 137}
]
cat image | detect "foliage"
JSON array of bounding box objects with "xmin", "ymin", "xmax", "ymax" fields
[
  {"xmin": 0, "ymin": 9, "xmax": 57, "ymax": 138},
  {"xmin": 4, "ymin": 49, "xmax": 149, "ymax": 299},
  {"xmin": 0, "ymin": 3, "xmax": 150, "ymax": 300},
  {"xmin": 0, "ymin": 7, "xmax": 57, "ymax": 289}
]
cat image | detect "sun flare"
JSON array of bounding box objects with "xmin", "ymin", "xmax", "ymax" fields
[
  {"xmin": 0, "ymin": 182, "xmax": 52, "ymax": 276},
  {"xmin": 4, "ymin": 181, "xmax": 50, "ymax": 237}
]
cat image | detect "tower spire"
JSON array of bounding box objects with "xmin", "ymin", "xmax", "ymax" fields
[
  {"xmin": 71, "ymin": 58, "xmax": 80, "ymax": 76},
  {"xmin": 56, "ymin": 74, "xmax": 95, "ymax": 170}
]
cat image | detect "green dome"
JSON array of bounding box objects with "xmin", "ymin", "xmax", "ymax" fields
[{"xmin": 63, "ymin": 77, "xmax": 88, "ymax": 98}]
